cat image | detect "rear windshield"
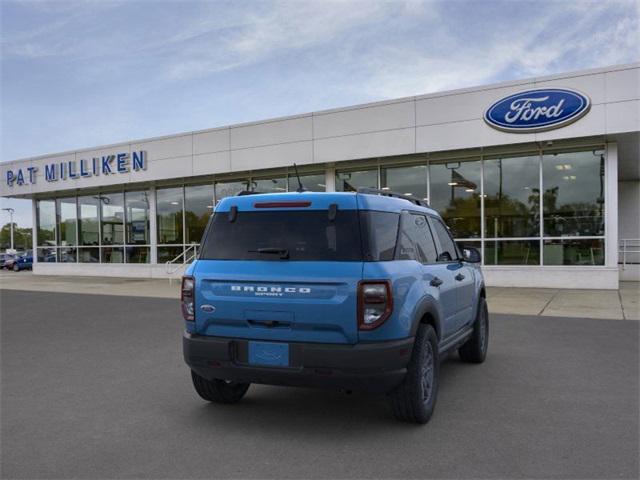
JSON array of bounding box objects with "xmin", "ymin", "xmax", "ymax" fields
[{"xmin": 200, "ymin": 209, "xmax": 400, "ymax": 262}]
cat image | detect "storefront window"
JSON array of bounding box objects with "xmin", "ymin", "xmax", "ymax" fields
[
  {"xmin": 429, "ymin": 159, "xmax": 481, "ymax": 238},
  {"xmin": 542, "ymin": 150, "xmax": 605, "ymax": 237},
  {"xmin": 77, "ymin": 196, "xmax": 100, "ymax": 246},
  {"xmin": 158, "ymin": 246, "xmax": 184, "ymax": 264},
  {"xmin": 543, "ymin": 238, "xmax": 604, "ymax": 265},
  {"xmin": 101, "ymin": 246, "xmax": 124, "ymax": 263},
  {"xmin": 56, "ymin": 198, "xmax": 77, "ymax": 246},
  {"xmin": 125, "ymin": 191, "xmax": 150, "ymax": 245},
  {"xmin": 78, "ymin": 247, "xmax": 99, "ymax": 263},
  {"xmin": 185, "ymin": 184, "xmax": 214, "ymax": 245},
  {"xmin": 288, "ymin": 173, "xmax": 326, "ymax": 192},
  {"xmin": 484, "ymin": 240, "xmax": 540, "ymax": 265},
  {"xmin": 100, "ymin": 193, "xmax": 124, "ymax": 245},
  {"xmin": 253, "ymin": 177, "xmax": 287, "ymax": 193},
  {"xmin": 126, "ymin": 246, "xmax": 150, "ymax": 263},
  {"xmin": 381, "ymin": 165, "xmax": 428, "ymax": 201},
  {"xmin": 484, "ymin": 155, "xmax": 540, "ymax": 238},
  {"xmin": 36, "ymin": 200, "xmax": 56, "ymax": 246},
  {"xmin": 335, "ymin": 169, "xmax": 378, "ymax": 191},
  {"xmin": 58, "ymin": 246, "xmax": 77, "ymax": 263},
  {"xmin": 215, "ymin": 181, "xmax": 249, "ymax": 203},
  {"xmin": 156, "ymin": 187, "xmax": 183, "ymax": 244}
]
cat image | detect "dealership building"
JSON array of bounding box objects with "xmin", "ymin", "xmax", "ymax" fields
[{"xmin": 1, "ymin": 63, "xmax": 638, "ymax": 289}]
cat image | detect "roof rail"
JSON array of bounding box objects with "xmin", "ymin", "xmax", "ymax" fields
[
  {"xmin": 236, "ymin": 190, "xmax": 266, "ymax": 196},
  {"xmin": 357, "ymin": 187, "xmax": 431, "ymax": 208}
]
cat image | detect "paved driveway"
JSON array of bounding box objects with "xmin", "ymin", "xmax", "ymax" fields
[{"xmin": 1, "ymin": 290, "xmax": 638, "ymax": 479}]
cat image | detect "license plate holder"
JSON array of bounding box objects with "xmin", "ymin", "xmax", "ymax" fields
[{"xmin": 248, "ymin": 341, "xmax": 289, "ymax": 367}]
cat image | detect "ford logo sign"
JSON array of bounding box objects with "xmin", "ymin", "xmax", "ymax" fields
[{"xmin": 484, "ymin": 88, "xmax": 591, "ymax": 133}]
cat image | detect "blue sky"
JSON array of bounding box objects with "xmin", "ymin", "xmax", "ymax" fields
[{"xmin": 1, "ymin": 0, "xmax": 639, "ymax": 228}]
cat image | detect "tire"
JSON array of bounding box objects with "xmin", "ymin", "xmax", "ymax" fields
[
  {"xmin": 191, "ymin": 370, "xmax": 250, "ymax": 404},
  {"xmin": 388, "ymin": 324, "xmax": 439, "ymax": 424},
  {"xmin": 13, "ymin": 264, "xmax": 19, "ymax": 272},
  {"xmin": 459, "ymin": 296, "xmax": 489, "ymax": 363}
]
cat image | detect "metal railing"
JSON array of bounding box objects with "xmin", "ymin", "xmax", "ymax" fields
[
  {"xmin": 619, "ymin": 239, "xmax": 640, "ymax": 269},
  {"xmin": 166, "ymin": 244, "xmax": 198, "ymax": 280}
]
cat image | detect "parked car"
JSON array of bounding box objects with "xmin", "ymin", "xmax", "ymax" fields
[
  {"xmin": 12, "ymin": 252, "xmax": 33, "ymax": 271},
  {"xmin": 2, "ymin": 253, "xmax": 17, "ymax": 270},
  {"xmin": 182, "ymin": 189, "xmax": 488, "ymax": 424}
]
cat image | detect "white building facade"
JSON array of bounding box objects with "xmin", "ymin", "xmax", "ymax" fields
[{"xmin": 2, "ymin": 63, "xmax": 639, "ymax": 289}]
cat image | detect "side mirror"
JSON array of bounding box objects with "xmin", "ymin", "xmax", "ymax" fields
[{"xmin": 462, "ymin": 247, "xmax": 481, "ymax": 263}]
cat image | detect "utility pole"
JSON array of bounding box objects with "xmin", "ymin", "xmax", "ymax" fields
[{"xmin": 2, "ymin": 207, "xmax": 15, "ymax": 251}]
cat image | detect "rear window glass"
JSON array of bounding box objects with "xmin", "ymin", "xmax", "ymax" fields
[{"xmin": 200, "ymin": 210, "xmax": 363, "ymax": 261}]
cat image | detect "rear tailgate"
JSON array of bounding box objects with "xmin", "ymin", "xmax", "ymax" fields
[{"xmin": 194, "ymin": 260, "xmax": 362, "ymax": 344}]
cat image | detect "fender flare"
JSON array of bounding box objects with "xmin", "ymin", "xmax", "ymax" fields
[{"xmin": 410, "ymin": 297, "xmax": 443, "ymax": 340}]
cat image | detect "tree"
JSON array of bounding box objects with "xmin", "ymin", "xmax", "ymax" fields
[{"xmin": 0, "ymin": 223, "xmax": 32, "ymax": 251}]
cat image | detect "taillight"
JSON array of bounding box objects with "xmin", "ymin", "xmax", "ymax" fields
[
  {"xmin": 181, "ymin": 276, "xmax": 195, "ymax": 321},
  {"xmin": 358, "ymin": 281, "xmax": 393, "ymax": 330}
]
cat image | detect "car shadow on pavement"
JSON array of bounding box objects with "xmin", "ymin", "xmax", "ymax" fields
[{"xmin": 182, "ymin": 355, "xmax": 470, "ymax": 434}]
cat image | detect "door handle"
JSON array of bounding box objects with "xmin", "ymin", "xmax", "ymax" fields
[
  {"xmin": 455, "ymin": 273, "xmax": 465, "ymax": 281},
  {"xmin": 430, "ymin": 277, "xmax": 443, "ymax": 287}
]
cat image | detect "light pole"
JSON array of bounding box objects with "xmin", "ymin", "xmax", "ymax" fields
[{"xmin": 2, "ymin": 207, "xmax": 15, "ymax": 251}]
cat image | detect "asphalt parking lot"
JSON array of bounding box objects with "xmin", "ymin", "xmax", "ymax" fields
[{"xmin": 1, "ymin": 289, "xmax": 638, "ymax": 479}]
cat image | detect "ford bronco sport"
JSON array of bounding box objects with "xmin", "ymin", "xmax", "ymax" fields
[{"xmin": 182, "ymin": 188, "xmax": 488, "ymax": 423}]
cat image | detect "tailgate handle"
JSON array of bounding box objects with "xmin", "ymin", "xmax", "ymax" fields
[{"xmin": 247, "ymin": 319, "xmax": 291, "ymax": 329}]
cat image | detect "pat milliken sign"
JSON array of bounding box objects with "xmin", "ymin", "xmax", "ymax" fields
[
  {"xmin": 5, "ymin": 151, "xmax": 147, "ymax": 187},
  {"xmin": 484, "ymin": 88, "xmax": 591, "ymax": 133}
]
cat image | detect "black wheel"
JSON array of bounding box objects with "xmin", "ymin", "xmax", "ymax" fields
[
  {"xmin": 12, "ymin": 264, "xmax": 19, "ymax": 272},
  {"xmin": 388, "ymin": 324, "xmax": 439, "ymax": 424},
  {"xmin": 191, "ymin": 370, "xmax": 250, "ymax": 404},
  {"xmin": 459, "ymin": 296, "xmax": 489, "ymax": 363}
]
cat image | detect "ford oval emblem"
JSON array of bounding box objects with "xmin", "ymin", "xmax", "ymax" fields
[
  {"xmin": 484, "ymin": 88, "xmax": 591, "ymax": 133},
  {"xmin": 200, "ymin": 304, "xmax": 215, "ymax": 313}
]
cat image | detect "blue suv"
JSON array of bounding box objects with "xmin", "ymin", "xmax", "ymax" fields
[{"xmin": 182, "ymin": 189, "xmax": 488, "ymax": 423}]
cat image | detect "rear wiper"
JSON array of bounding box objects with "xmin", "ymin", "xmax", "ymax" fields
[{"xmin": 248, "ymin": 247, "xmax": 290, "ymax": 259}]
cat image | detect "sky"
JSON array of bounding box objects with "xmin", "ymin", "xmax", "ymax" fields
[{"xmin": 1, "ymin": 0, "xmax": 639, "ymax": 228}]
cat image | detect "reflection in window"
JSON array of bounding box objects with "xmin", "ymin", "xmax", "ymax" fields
[
  {"xmin": 78, "ymin": 196, "xmax": 100, "ymax": 246},
  {"xmin": 484, "ymin": 240, "xmax": 540, "ymax": 265},
  {"xmin": 156, "ymin": 187, "xmax": 183, "ymax": 244},
  {"xmin": 78, "ymin": 247, "xmax": 99, "ymax": 263},
  {"xmin": 58, "ymin": 246, "xmax": 77, "ymax": 263},
  {"xmin": 36, "ymin": 200, "xmax": 56, "ymax": 246},
  {"xmin": 125, "ymin": 191, "xmax": 150, "ymax": 245},
  {"xmin": 484, "ymin": 156, "xmax": 540, "ymax": 238},
  {"xmin": 102, "ymin": 246, "xmax": 124, "ymax": 263},
  {"xmin": 542, "ymin": 151, "xmax": 605, "ymax": 237},
  {"xmin": 158, "ymin": 246, "xmax": 184, "ymax": 263},
  {"xmin": 185, "ymin": 184, "xmax": 214, "ymax": 245},
  {"xmin": 253, "ymin": 177, "xmax": 287, "ymax": 193},
  {"xmin": 56, "ymin": 198, "xmax": 77, "ymax": 246},
  {"xmin": 37, "ymin": 246, "xmax": 57, "ymax": 262},
  {"xmin": 100, "ymin": 193, "xmax": 124, "ymax": 245},
  {"xmin": 430, "ymin": 160, "xmax": 481, "ymax": 238},
  {"xmin": 335, "ymin": 169, "xmax": 378, "ymax": 192},
  {"xmin": 288, "ymin": 173, "xmax": 326, "ymax": 192},
  {"xmin": 543, "ymin": 238, "xmax": 604, "ymax": 265},
  {"xmin": 215, "ymin": 181, "xmax": 248, "ymax": 203},
  {"xmin": 381, "ymin": 165, "xmax": 428, "ymax": 201},
  {"xmin": 126, "ymin": 246, "xmax": 150, "ymax": 263}
]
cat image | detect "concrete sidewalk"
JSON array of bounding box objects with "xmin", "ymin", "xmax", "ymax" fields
[{"xmin": 1, "ymin": 271, "xmax": 638, "ymax": 320}]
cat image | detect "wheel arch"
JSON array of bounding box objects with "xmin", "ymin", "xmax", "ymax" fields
[{"xmin": 411, "ymin": 299, "xmax": 442, "ymax": 341}]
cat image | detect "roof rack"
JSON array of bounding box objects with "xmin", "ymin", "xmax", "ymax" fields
[
  {"xmin": 357, "ymin": 187, "xmax": 431, "ymax": 208},
  {"xmin": 235, "ymin": 190, "xmax": 266, "ymax": 196}
]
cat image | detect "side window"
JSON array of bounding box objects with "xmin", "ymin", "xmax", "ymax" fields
[
  {"xmin": 396, "ymin": 212, "xmax": 438, "ymax": 263},
  {"xmin": 430, "ymin": 217, "xmax": 458, "ymax": 262},
  {"xmin": 360, "ymin": 211, "xmax": 400, "ymax": 261}
]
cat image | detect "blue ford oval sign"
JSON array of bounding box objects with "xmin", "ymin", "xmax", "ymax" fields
[{"xmin": 484, "ymin": 88, "xmax": 591, "ymax": 133}]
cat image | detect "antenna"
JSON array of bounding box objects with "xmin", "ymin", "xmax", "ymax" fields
[{"xmin": 292, "ymin": 163, "xmax": 305, "ymax": 192}]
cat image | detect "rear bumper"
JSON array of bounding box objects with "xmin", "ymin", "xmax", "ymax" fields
[{"xmin": 183, "ymin": 332, "xmax": 414, "ymax": 393}]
